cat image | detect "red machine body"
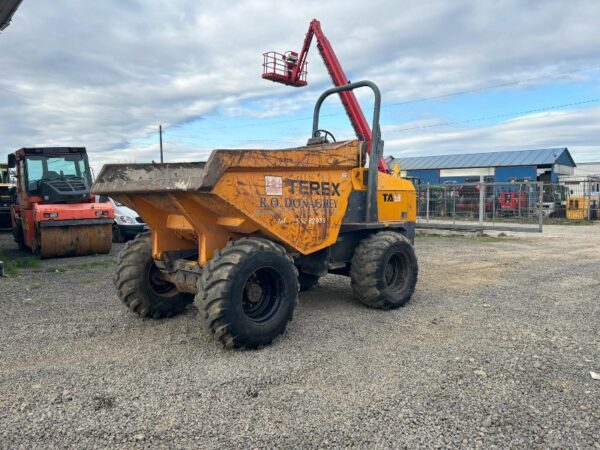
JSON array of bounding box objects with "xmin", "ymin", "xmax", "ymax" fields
[
  {"xmin": 262, "ymin": 19, "xmax": 389, "ymax": 173},
  {"xmin": 9, "ymin": 147, "xmax": 114, "ymax": 258},
  {"xmin": 498, "ymin": 191, "xmax": 529, "ymax": 213},
  {"xmin": 455, "ymin": 184, "xmax": 494, "ymax": 213}
]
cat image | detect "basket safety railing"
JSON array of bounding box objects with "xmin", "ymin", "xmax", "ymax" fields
[{"xmin": 262, "ymin": 51, "xmax": 307, "ymax": 85}]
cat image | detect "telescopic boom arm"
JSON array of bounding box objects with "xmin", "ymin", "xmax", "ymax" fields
[{"xmin": 262, "ymin": 19, "xmax": 389, "ymax": 173}]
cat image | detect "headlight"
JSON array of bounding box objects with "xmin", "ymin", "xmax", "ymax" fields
[
  {"xmin": 119, "ymin": 215, "xmax": 136, "ymax": 224},
  {"xmin": 43, "ymin": 212, "xmax": 58, "ymax": 218}
]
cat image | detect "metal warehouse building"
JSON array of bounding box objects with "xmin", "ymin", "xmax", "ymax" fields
[{"xmin": 387, "ymin": 148, "xmax": 576, "ymax": 185}]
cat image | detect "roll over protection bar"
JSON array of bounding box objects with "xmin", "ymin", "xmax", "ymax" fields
[{"xmin": 310, "ymin": 80, "xmax": 383, "ymax": 222}]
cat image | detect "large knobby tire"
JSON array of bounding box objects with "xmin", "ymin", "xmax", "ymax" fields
[
  {"xmin": 298, "ymin": 272, "xmax": 320, "ymax": 292},
  {"xmin": 197, "ymin": 237, "xmax": 299, "ymax": 349},
  {"xmin": 114, "ymin": 233, "xmax": 194, "ymax": 318},
  {"xmin": 350, "ymin": 231, "xmax": 418, "ymax": 310}
]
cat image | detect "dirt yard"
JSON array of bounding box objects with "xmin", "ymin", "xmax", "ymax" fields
[{"xmin": 0, "ymin": 226, "xmax": 599, "ymax": 448}]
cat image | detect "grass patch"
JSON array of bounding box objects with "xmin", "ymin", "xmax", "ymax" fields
[
  {"xmin": 45, "ymin": 258, "xmax": 116, "ymax": 274},
  {"xmin": 0, "ymin": 254, "xmax": 41, "ymax": 277},
  {"xmin": 65, "ymin": 258, "xmax": 116, "ymax": 272}
]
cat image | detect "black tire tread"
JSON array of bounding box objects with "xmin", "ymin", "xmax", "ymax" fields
[
  {"xmin": 197, "ymin": 237, "xmax": 299, "ymax": 349},
  {"xmin": 114, "ymin": 232, "xmax": 193, "ymax": 318},
  {"xmin": 350, "ymin": 231, "xmax": 418, "ymax": 310}
]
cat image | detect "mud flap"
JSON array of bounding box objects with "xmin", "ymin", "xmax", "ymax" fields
[{"xmin": 38, "ymin": 223, "xmax": 112, "ymax": 258}]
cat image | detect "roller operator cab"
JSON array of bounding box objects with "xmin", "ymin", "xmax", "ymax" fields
[
  {"xmin": 93, "ymin": 81, "xmax": 419, "ymax": 350},
  {"xmin": 8, "ymin": 147, "xmax": 114, "ymax": 258}
]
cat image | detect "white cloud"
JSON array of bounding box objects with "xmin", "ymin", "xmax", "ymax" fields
[
  {"xmin": 385, "ymin": 106, "xmax": 600, "ymax": 162},
  {"xmin": 0, "ymin": 0, "xmax": 599, "ymax": 167}
]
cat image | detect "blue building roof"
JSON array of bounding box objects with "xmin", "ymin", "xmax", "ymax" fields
[{"xmin": 389, "ymin": 148, "xmax": 575, "ymax": 171}]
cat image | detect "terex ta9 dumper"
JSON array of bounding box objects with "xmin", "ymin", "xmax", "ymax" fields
[
  {"xmin": 93, "ymin": 81, "xmax": 419, "ymax": 349},
  {"xmin": 8, "ymin": 147, "xmax": 113, "ymax": 258}
]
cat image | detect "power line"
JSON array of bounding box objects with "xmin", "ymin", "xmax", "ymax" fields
[
  {"xmin": 2, "ymin": 62, "xmax": 599, "ymax": 142},
  {"xmin": 384, "ymin": 98, "xmax": 600, "ymax": 133},
  {"xmin": 164, "ymin": 97, "xmax": 600, "ymax": 142},
  {"xmin": 163, "ymin": 63, "xmax": 600, "ymax": 133},
  {"xmin": 382, "ymin": 64, "xmax": 600, "ymax": 108}
]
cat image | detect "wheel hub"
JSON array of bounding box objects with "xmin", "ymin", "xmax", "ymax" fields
[
  {"xmin": 384, "ymin": 253, "xmax": 407, "ymax": 289},
  {"xmin": 147, "ymin": 263, "xmax": 176, "ymax": 295},
  {"xmin": 384, "ymin": 263, "xmax": 395, "ymax": 285},
  {"xmin": 241, "ymin": 267, "xmax": 284, "ymax": 323},
  {"xmin": 244, "ymin": 280, "xmax": 263, "ymax": 304}
]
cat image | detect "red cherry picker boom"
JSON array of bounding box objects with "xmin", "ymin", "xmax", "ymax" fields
[{"xmin": 262, "ymin": 19, "xmax": 390, "ymax": 173}]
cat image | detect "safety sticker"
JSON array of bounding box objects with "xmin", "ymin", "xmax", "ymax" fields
[{"xmin": 265, "ymin": 176, "xmax": 283, "ymax": 196}]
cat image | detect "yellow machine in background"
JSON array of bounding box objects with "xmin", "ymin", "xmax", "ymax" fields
[
  {"xmin": 93, "ymin": 81, "xmax": 419, "ymax": 349},
  {"xmin": 566, "ymin": 194, "xmax": 599, "ymax": 220},
  {"xmin": 567, "ymin": 196, "xmax": 589, "ymax": 220}
]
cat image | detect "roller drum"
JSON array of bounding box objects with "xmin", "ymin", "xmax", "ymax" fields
[{"xmin": 38, "ymin": 223, "xmax": 112, "ymax": 258}]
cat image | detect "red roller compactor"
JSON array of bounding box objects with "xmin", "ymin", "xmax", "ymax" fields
[{"xmin": 8, "ymin": 147, "xmax": 113, "ymax": 258}]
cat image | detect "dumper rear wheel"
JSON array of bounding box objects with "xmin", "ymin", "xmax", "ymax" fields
[
  {"xmin": 197, "ymin": 237, "xmax": 299, "ymax": 349},
  {"xmin": 115, "ymin": 233, "xmax": 194, "ymax": 318},
  {"xmin": 351, "ymin": 231, "xmax": 418, "ymax": 310}
]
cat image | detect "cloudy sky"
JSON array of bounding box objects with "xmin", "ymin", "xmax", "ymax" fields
[{"xmin": 1, "ymin": 0, "xmax": 599, "ymax": 172}]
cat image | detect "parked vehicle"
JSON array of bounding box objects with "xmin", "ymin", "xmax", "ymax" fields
[
  {"xmin": 8, "ymin": 147, "xmax": 113, "ymax": 258},
  {"xmin": 93, "ymin": 81, "xmax": 419, "ymax": 349},
  {"xmin": 542, "ymin": 184, "xmax": 568, "ymax": 218},
  {"xmin": 498, "ymin": 191, "xmax": 530, "ymax": 216},
  {"xmin": 99, "ymin": 195, "xmax": 148, "ymax": 242},
  {"xmin": 455, "ymin": 184, "xmax": 494, "ymax": 214}
]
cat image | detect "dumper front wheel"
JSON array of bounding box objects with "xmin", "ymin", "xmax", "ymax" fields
[
  {"xmin": 351, "ymin": 231, "xmax": 418, "ymax": 310},
  {"xmin": 115, "ymin": 233, "xmax": 194, "ymax": 318},
  {"xmin": 197, "ymin": 237, "xmax": 299, "ymax": 349}
]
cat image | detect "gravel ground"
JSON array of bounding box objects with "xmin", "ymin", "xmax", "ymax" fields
[{"xmin": 0, "ymin": 226, "xmax": 599, "ymax": 449}]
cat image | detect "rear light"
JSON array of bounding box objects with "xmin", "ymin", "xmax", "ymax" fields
[
  {"xmin": 96, "ymin": 210, "xmax": 109, "ymax": 217},
  {"xmin": 43, "ymin": 212, "xmax": 58, "ymax": 218}
]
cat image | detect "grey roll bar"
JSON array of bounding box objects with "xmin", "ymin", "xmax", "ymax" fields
[{"xmin": 311, "ymin": 80, "xmax": 383, "ymax": 222}]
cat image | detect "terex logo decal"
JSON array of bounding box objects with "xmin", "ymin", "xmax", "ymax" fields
[
  {"xmin": 264, "ymin": 177, "xmax": 341, "ymax": 197},
  {"xmin": 264, "ymin": 176, "xmax": 283, "ymax": 196},
  {"xmin": 285, "ymin": 179, "xmax": 341, "ymax": 196},
  {"xmin": 259, "ymin": 176, "xmax": 341, "ymax": 216}
]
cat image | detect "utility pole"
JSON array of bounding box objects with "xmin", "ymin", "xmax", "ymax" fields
[{"xmin": 159, "ymin": 124, "xmax": 164, "ymax": 163}]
